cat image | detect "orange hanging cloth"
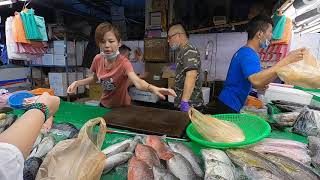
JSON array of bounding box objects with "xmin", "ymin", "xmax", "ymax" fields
[
  {"xmin": 12, "ymin": 12, "xmax": 31, "ymax": 44},
  {"xmin": 272, "ymin": 17, "xmax": 292, "ymax": 45}
]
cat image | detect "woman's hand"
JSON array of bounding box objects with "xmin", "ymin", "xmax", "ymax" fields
[
  {"xmin": 150, "ymin": 86, "xmax": 177, "ymax": 100},
  {"xmin": 67, "ymin": 81, "xmax": 79, "ymax": 94}
]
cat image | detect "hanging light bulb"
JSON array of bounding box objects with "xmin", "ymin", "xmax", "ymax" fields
[{"xmin": 0, "ymin": 0, "xmax": 16, "ymax": 6}]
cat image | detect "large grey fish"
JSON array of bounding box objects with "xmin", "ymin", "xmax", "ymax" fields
[
  {"xmin": 23, "ymin": 157, "xmax": 43, "ymax": 180},
  {"xmin": 0, "ymin": 114, "xmax": 17, "ymax": 133},
  {"xmin": 168, "ymin": 141, "xmax": 204, "ymax": 177},
  {"xmin": 166, "ymin": 152, "xmax": 197, "ymax": 180},
  {"xmin": 152, "ymin": 166, "xmax": 179, "ymax": 180},
  {"xmin": 308, "ymin": 136, "xmax": 320, "ymax": 170},
  {"xmin": 226, "ymin": 149, "xmax": 291, "ymax": 180},
  {"xmin": 261, "ymin": 152, "xmax": 320, "ymax": 180},
  {"xmin": 201, "ymin": 149, "xmax": 238, "ymax": 180},
  {"xmin": 293, "ymin": 108, "xmax": 320, "ymax": 137},
  {"xmin": 272, "ymin": 111, "xmax": 300, "ymax": 126},
  {"xmin": 50, "ymin": 122, "xmax": 79, "ymax": 139},
  {"xmin": 103, "ymin": 152, "xmax": 133, "ymax": 174},
  {"xmin": 102, "ymin": 139, "xmax": 131, "ymax": 156},
  {"xmin": 29, "ymin": 135, "xmax": 55, "ymax": 158}
]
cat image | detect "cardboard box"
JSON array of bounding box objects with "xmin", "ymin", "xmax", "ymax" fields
[
  {"xmin": 145, "ymin": 62, "xmax": 168, "ymax": 87},
  {"xmin": 89, "ymin": 83, "xmax": 102, "ymax": 100},
  {"xmin": 144, "ymin": 38, "xmax": 169, "ymax": 62},
  {"xmin": 168, "ymin": 78, "xmax": 175, "ymax": 88},
  {"xmin": 129, "ymin": 87, "xmax": 160, "ymax": 103},
  {"xmin": 42, "ymin": 54, "xmax": 54, "ymax": 66},
  {"xmin": 162, "ymin": 71, "xmax": 176, "ymax": 78}
]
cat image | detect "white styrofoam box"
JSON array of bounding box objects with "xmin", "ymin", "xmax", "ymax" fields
[
  {"xmin": 50, "ymin": 84, "xmax": 67, "ymax": 96},
  {"xmin": 42, "ymin": 54, "xmax": 54, "ymax": 65},
  {"xmin": 129, "ymin": 87, "xmax": 160, "ymax": 103},
  {"xmin": 47, "ymin": 48, "xmax": 54, "ymax": 54},
  {"xmin": 48, "ymin": 72, "xmax": 67, "ymax": 86},
  {"xmin": 265, "ymin": 85, "xmax": 313, "ymax": 105},
  {"xmin": 31, "ymin": 56, "xmax": 43, "ymax": 65},
  {"xmin": 49, "ymin": 72, "xmax": 85, "ymax": 96},
  {"xmin": 0, "ymin": 67, "xmax": 29, "ymax": 81},
  {"xmin": 168, "ymin": 87, "xmax": 211, "ymax": 105},
  {"xmin": 49, "ymin": 72, "xmax": 83, "ymax": 85},
  {"xmin": 76, "ymin": 41, "xmax": 88, "ymax": 66},
  {"xmin": 202, "ymin": 87, "xmax": 210, "ymax": 105},
  {"xmin": 53, "ymin": 41, "xmax": 76, "ymax": 55},
  {"xmin": 53, "ymin": 54, "xmax": 76, "ymax": 66}
]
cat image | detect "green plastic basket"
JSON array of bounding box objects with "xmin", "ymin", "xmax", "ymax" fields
[{"xmin": 186, "ymin": 114, "xmax": 271, "ymax": 149}]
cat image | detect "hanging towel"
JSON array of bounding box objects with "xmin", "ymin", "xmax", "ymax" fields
[
  {"xmin": 20, "ymin": 9, "xmax": 42, "ymax": 41},
  {"xmin": 12, "ymin": 12, "xmax": 31, "ymax": 44},
  {"xmin": 272, "ymin": 17, "xmax": 292, "ymax": 45},
  {"xmin": 272, "ymin": 14, "xmax": 287, "ymax": 40},
  {"xmin": 5, "ymin": 17, "xmax": 30, "ymax": 60},
  {"xmin": 34, "ymin": 16, "xmax": 48, "ymax": 41}
]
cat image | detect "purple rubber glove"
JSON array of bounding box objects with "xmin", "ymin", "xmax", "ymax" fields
[
  {"xmin": 169, "ymin": 64, "xmax": 177, "ymax": 70},
  {"xmin": 180, "ymin": 100, "xmax": 190, "ymax": 112}
]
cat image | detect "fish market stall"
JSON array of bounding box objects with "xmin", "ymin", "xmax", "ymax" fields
[{"xmin": 6, "ymin": 100, "xmax": 320, "ymax": 180}]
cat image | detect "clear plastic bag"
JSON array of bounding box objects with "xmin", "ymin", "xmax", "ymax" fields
[
  {"xmin": 36, "ymin": 117, "xmax": 106, "ymax": 180},
  {"xmin": 277, "ymin": 51, "xmax": 320, "ymax": 88}
]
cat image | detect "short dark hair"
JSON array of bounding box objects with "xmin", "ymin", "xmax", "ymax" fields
[
  {"xmin": 247, "ymin": 15, "xmax": 273, "ymax": 40},
  {"xmin": 95, "ymin": 22, "xmax": 121, "ymax": 46},
  {"xmin": 168, "ymin": 23, "xmax": 189, "ymax": 38},
  {"xmin": 119, "ymin": 45, "xmax": 131, "ymax": 53}
]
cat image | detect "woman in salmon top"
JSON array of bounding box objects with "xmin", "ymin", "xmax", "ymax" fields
[{"xmin": 67, "ymin": 22, "xmax": 176, "ymax": 108}]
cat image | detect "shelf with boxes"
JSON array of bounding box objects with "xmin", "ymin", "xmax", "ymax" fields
[
  {"xmin": 29, "ymin": 37, "xmax": 88, "ymax": 100},
  {"xmin": 31, "ymin": 40, "xmax": 87, "ymax": 67}
]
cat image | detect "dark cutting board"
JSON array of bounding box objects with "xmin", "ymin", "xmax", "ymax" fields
[{"xmin": 103, "ymin": 105, "xmax": 190, "ymax": 138}]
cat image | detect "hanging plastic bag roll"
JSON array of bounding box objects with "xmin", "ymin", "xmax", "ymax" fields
[{"xmin": 36, "ymin": 117, "xmax": 106, "ymax": 180}]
